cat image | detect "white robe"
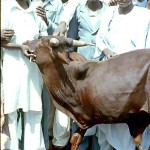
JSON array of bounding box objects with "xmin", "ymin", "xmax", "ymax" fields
[
  {"xmin": 94, "ymin": 6, "xmax": 150, "ymax": 58},
  {"xmin": 59, "ymin": 0, "xmax": 110, "ymax": 25},
  {"xmin": 1, "ymin": 0, "xmax": 48, "ymax": 114},
  {"xmin": 93, "ymin": 6, "xmax": 150, "ymax": 150}
]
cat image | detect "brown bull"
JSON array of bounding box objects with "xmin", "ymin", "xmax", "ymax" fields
[{"xmin": 24, "ymin": 36, "xmax": 150, "ymax": 150}]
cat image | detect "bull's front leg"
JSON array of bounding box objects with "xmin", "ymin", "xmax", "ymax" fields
[
  {"xmin": 70, "ymin": 127, "xmax": 87, "ymax": 150},
  {"xmin": 126, "ymin": 111, "xmax": 150, "ymax": 150}
]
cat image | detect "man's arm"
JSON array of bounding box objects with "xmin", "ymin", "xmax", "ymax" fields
[
  {"xmin": 94, "ymin": 31, "xmax": 117, "ymax": 59},
  {"xmin": 59, "ymin": 0, "xmax": 115, "ymax": 25},
  {"xmin": 147, "ymin": 0, "xmax": 150, "ymax": 9},
  {"xmin": 53, "ymin": 0, "xmax": 116, "ymax": 36},
  {"xmin": 59, "ymin": 0, "xmax": 83, "ymax": 26},
  {"xmin": 2, "ymin": 42, "xmax": 35, "ymax": 58},
  {"xmin": 53, "ymin": 0, "xmax": 82, "ymax": 36},
  {"xmin": 145, "ymin": 20, "xmax": 150, "ymax": 48}
]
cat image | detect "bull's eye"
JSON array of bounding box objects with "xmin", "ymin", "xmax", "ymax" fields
[
  {"xmin": 49, "ymin": 48, "xmax": 52, "ymax": 53},
  {"xmin": 46, "ymin": 39, "xmax": 49, "ymax": 45}
]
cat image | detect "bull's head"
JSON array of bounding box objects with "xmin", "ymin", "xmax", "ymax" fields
[
  {"xmin": 25, "ymin": 35, "xmax": 94, "ymax": 65},
  {"xmin": 48, "ymin": 36, "xmax": 95, "ymax": 63}
]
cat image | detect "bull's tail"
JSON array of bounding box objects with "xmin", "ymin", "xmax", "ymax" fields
[
  {"xmin": 142, "ymin": 64, "xmax": 150, "ymax": 114},
  {"xmin": 146, "ymin": 65, "xmax": 150, "ymax": 113}
]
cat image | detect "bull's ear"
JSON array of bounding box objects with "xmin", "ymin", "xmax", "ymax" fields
[
  {"xmin": 68, "ymin": 51, "xmax": 86, "ymax": 61},
  {"xmin": 57, "ymin": 51, "xmax": 69, "ymax": 64}
]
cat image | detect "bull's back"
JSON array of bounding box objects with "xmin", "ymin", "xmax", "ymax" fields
[{"xmin": 77, "ymin": 49, "xmax": 150, "ymax": 121}]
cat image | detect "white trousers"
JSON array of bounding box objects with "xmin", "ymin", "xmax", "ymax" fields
[
  {"xmin": 52, "ymin": 109, "xmax": 71, "ymax": 147},
  {"xmin": 42, "ymin": 86, "xmax": 71, "ymax": 148},
  {"xmin": 96, "ymin": 124, "xmax": 150, "ymax": 150},
  {"xmin": 4, "ymin": 110, "xmax": 46, "ymax": 150},
  {"xmin": 1, "ymin": 102, "xmax": 9, "ymax": 150}
]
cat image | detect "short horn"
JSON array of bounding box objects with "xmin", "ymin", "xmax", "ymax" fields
[
  {"xmin": 49, "ymin": 38, "xmax": 59, "ymax": 47},
  {"xmin": 71, "ymin": 40, "xmax": 95, "ymax": 47}
]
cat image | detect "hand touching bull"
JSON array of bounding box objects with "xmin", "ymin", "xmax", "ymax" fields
[
  {"xmin": 103, "ymin": 48, "xmax": 117, "ymax": 59},
  {"xmin": 53, "ymin": 21, "xmax": 68, "ymax": 36},
  {"xmin": 1, "ymin": 29, "xmax": 35, "ymax": 58}
]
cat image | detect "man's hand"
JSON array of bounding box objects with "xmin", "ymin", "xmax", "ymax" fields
[
  {"xmin": 108, "ymin": 0, "xmax": 117, "ymax": 6},
  {"xmin": 103, "ymin": 48, "xmax": 117, "ymax": 59},
  {"xmin": 147, "ymin": 0, "xmax": 150, "ymax": 10},
  {"xmin": 53, "ymin": 22, "xmax": 67, "ymax": 36},
  {"xmin": 100, "ymin": 0, "xmax": 117, "ymax": 5},
  {"xmin": 20, "ymin": 44, "xmax": 36, "ymax": 59},
  {"xmin": 1, "ymin": 29, "xmax": 15, "ymax": 42},
  {"xmin": 36, "ymin": 6, "xmax": 48, "ymax": 25}
]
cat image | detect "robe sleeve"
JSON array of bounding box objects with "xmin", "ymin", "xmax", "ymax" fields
[
  {"xmin": 39, "ymin": 20, "xmax": 48, "ymax": 37},
  {"xmin": 59, "ymin": 0, "xmax": 81, "ymax": 26},
  {"xmin": 145, "ymin": 20, "xmax": 150, "ymax": 48}
]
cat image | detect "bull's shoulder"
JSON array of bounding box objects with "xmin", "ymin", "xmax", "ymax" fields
[
  {"xmin": 120, "ymin": 49, "xmax": 150, "ymax": 60},
  {"xmin": 68, "ymin": 61, "xmax": 100, "ymax": 80},
  {"xmin": 106, "ymin": 49, "xmax": 150, "ymax": 67}
]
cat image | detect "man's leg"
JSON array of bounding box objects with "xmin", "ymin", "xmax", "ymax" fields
[
  {"xmin": 72, "ymin": 122, "xmax": 89, "ymax": 150},
  {"xmin": 52, "ymin": 109, "xmax": 71, "ymax": 148},
  {"xmin": 3, "ymin": 111, "xmax": 19, "ymax": 150},
  {"xmin": 42, "ymin": 84, "xmax": 51, "ymax": 149},
  {"xmin": 24, "ymin": 111, "xmax": 46, "ymax": 150}
]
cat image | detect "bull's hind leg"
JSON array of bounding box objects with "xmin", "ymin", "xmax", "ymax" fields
[
  {"xmin": 126, "ymin": 111, "xmax": 150, "ymax": 150},
  {"xmin": 70, "ymin": 128, "xmax": 86, "ymax": 150},
  {"xmin": 135, "ymin": 145, "xmax": 145, "ymax": 150}
]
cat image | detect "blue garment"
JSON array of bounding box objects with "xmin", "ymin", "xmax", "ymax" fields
[
  {"xmin": 135, "ymin": 0, "xmax": 147, "ymax": 8},
  {"xmin": 42, "ymin": 84, "xmax": 51, "ymax": 149},
  {"xmin": 68, "ymin": 3, "xmax": 107, "ymax": 150},
  {"xmin": 72, "ymin": 122, "xmax": 100, "ymax": 150},
  {"xmin": 68, "ymin": 3, "xmax": 107, "ymax": 60},
  {"xmin": 43, "ymin": 0, "xmax": 63, "ymax": 35},
  {"xmin": 41, "ymin": 0, "xmax": 63, "ymax": 148}
]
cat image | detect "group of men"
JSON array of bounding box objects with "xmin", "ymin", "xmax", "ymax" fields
[{"xmin": 1, "ymin": 0, "xmax": 150, "ymax": 150}]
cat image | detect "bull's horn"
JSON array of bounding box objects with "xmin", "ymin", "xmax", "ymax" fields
[
  {"xmin": 49, "ymin": 38, "xmax": 59, "ymax": 47},
  {"xmin": 72, "ymin": 40, "xmax": 95, "ymax": 47}
]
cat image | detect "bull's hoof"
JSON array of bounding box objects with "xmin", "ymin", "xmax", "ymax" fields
[
  {"xmin": 51, "ymin": 143, "xmax": 71, "ymax": 150},
  {"xmin": 70, "ymin": 133, "xmax": 82, "ymax": 150},
  {"xmin": 138, "ymin": 146, "xmax": 144, "ymax": 150},
  {"xmin": 51, "ymin": 145, "xmax": 64, "ymax": 150},
  {"xmin": 136, "ymin": 145, "xmax": 145, "ymax": 150}
]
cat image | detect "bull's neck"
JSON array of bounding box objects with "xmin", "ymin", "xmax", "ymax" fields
[{"xmin": 43, "ymin": 61, "xmax": 75, "ymax": 101}]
